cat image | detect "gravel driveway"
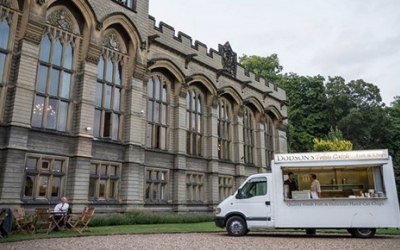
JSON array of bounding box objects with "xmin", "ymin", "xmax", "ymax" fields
[{"xmin": 1, "ymin": 232, "xmax": 400, "ymax": 250}]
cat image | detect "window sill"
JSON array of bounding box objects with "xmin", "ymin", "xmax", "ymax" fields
[
  {"xmin": 31, "ymin": 127, "xmax": 71, "ymax": 136},
  {"xmin": 88, "ymin": 199, "xmax": 120, "ymax": 204}
]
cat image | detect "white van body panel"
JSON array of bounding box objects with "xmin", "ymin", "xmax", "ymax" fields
[{"xmin": 216, "ymin": 150, "xmax": 400, "ymax": 230}]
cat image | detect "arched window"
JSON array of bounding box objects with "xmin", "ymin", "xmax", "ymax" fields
[
  {"xmin": 186, "ymin": 88, "xmax": 202, "ymax": 156},
  {"xmin": 243, "ymin": 107, "xmax": 255, "ymax": 164},
  {"xmin": 0, "ymin": 8, "xmax": 14, "ymax": 121},
  {"xmin": 0, "ymin": 19, "xmax": 9, "ymax": 86},
  {"xmin": 217, "ymin": 99, "xmax": 232, "ymax": 160},
  {"xmin": 94, "ymin": 31, "xmax": 127, "ymax": 141},
  {"xmin": 146, "ymin": 74, "xmax": 169, "ymax": 149},
  {"xmin": 32, "ymin": 8, "xmax": 80, "ymax": 131},
  {"xmin": 264, "ymin": 117, "xmax": 274, "ymax": 169},
  {"xmin": 32, "ymin": 33, "xmax": 76, "ymax": 131}
]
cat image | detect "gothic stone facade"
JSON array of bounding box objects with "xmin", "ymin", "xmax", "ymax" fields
[{"xmin": 0, "ymin": 0, "xmax": 287, "ymax": 213}]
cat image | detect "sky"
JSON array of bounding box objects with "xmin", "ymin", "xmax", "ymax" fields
[{"xmin": 149, "ymin": 0, "xmax": 400, "ymax": 106}]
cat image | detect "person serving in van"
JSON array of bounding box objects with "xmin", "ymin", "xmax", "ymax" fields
[
  {"xmin": 310, "ymin": 174, "xmax": 321, "ymax": 199},
  {"xmin": 284, "ymin": 172, "xmax": 298, "ymax": 199}
]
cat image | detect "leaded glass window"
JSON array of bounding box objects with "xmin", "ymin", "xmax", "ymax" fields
[
  {"xmin": 94, "ymin": 53, "xmax": 123, "ymax": 140},
  {"xmin": 145, "ymin": 168, "xmax": 168, "ymax": 203},
  {"xmin": 186, "ymin": 89, "xmax": 202, "ymax": 156},
  {"xmin": 32, "ymin": 28, "xmax": 78, "ymax": 132},
  {"xmin": 89, "ymin": 162, "xmax": 120, "ymax": 200},
  {"xmin": 94, "ymin": 30, "xmax": 127, "ymax": 141},
  {"xmin": 0, "ymin": 8, "xmax": 14, "ymax": 122},
  {"xmin": 23, "ymin": 155, "xmax": 68, "ymax": 200},
  {"xmin": 264, "ymin": 117, "xmax": 274, "ymax": 169},
  {"xmin": 146, "ymin": 74, "xmax": 169, "ymax": 149},
  {"xmin": 243, "ymin": 107, "xmax": 255, "ymax": 164},
  {"xmin": 186, "ymin": 173, "xmax": 204, "ymax": 202},
  {"xmin": 217, "ymin": 99, "xmax": 232, "ymax": 160}
]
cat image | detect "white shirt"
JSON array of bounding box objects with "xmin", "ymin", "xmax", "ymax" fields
[
  {"xmin": 54, "ymin": 202, "xmax": 69, "ymax": 213},
  {"xmin": 310, "ymin": 179, "xmax": 321, "ymax": 199}
]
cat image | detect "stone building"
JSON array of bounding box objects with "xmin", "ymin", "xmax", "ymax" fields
[{"xmin": 0, "ymin": 0, "xmax": 287, "ymax": 213}]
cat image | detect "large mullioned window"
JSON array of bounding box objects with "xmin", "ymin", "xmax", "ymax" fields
[
  {"xmin": 186, "ymin": 89, "xmax": 202, "ymax": 156},
  {"xmin": 94, "ymin": 53, "xmax": 122, "ymax": 140},
  {"xmin": 23, "ymin": 155, "xmax": 68, "ymax": 200},
  {"xmin": 243, "ymin": 107, "xmax": 255, "ymax": 164},
  {"xmin": 0, "ymin": 10, "xmax": 11, "ymax": 121},
  {"xmin": 89, "ymin": 162, "xmax": 120, "ymax": 201},
  {"xmin": 186, "ymin": 173, "xmax": 204, "ymax": 202},
  {"xmin": 146, "ymin": 74, "xmax": 169, "ymax": 150},
  {"xmin": 32, "ymin": 28, "xmax": 77, "ymax": 131},
  {"xmin": 145, "ymin": 168, "xmax": 168, "ymax": 203},
  {"xmin": 217, "ymin": 99, "xmax": 232, "ymax": 160},
  {"xmin": 94, "ymin": 31, "xmax": 126, "ymax": 140},
  {"xmin": 264, "ymin": 117, "xmax": 274, "ymax": 169},
  {"xmin": 219, "ymin": 175, "xmax": 234, "ymax": 201}
]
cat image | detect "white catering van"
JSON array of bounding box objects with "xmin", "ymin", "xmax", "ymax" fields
[{"xmin": 215, "ymin": 149, "xmax": 400, "ymax": 238}]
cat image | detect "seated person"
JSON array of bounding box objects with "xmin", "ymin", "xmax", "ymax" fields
[
  {"xmin": 53, "ymin": 197, "xmax": 70, "ymax": 228},
  {"xmin": 54, "ymin": 197, "xmax": 69, "ymax": 213}
]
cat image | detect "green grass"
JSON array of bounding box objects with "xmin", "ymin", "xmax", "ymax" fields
[{"xmin": 1, "ymin": 223, "xmax": 399, "ymax": 243}]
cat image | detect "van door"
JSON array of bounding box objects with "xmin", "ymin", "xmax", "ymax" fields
[{"xmin": 235, "ymin": 176, "xmax": 273, "ymax": 228}]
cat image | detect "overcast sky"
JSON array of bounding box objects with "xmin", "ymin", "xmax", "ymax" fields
[{"xmin": 149, "ymin": 0, "xmax": 400, "ymax": 106}]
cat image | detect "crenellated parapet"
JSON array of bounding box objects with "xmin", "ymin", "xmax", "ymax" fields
[{"xmin": 147, "ymin": 15, "xmax": 286, "ymax": 107}]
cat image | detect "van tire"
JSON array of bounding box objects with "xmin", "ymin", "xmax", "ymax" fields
[
  {"xmin": 226, "ymin": 216, "xmax": 247, "ymax": 236},
  {"xmin": 349, "ymin": 228, "xmax": 376, "ymax": 238}
]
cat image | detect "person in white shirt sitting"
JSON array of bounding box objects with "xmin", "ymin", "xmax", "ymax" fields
[
  {"xmin": 54, "ymin": 197, "xmax": 69, "ymax": 213},
  {"xmin": 53, "ymin": 197, "xmax": 69, "ymax": 229}
]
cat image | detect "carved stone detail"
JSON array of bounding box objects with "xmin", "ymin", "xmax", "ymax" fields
[
  {"xmin": 0, "ymin": 0, "xmax": 11, "ymax": 8},
  {"xmin": 133, "ymin": 63, "xmax": 146, "ymax": 80},
  {"xmin": 0, "ymin": 7, "xmax": 13, "ymax": 23},
  {"xmin": 96, "ymin": 22, "xmax": 103, "ymax": 31},
  {"xmin": 210, "ymin": 95, "xmax": 219, "ymax": 109},
  {"xmin": 47, "ymin": 9, "xmax": 73, "ymax": 32},
  {"xmin": 24, "ymin": 20, "xmax": 46, "ymax": 45},
  {"xmin": 219, "ymin": 41, "xmax": 237, "ymax": 77},
  {"xmin": 179, "ymin": 86, "xmax": 188, "ymax": 98},
  {"xmin": 85, "ymin": 44, "xmax": 102, "ymax": 64},
  {"xmin": 236, "ymin": 105, "xmax": 244, "ymax": 117},
  {"xmin": 103, "ymin": 33, "xmax": 120, "ymax": 52},
  {"xmin": 37, "ymin": 0, "xmax": 45, "ymax": 5}
]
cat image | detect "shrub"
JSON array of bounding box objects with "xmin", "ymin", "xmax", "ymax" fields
[{"xmin": 89, "ymin": 211, "xmax": 214, "ymax": 227}]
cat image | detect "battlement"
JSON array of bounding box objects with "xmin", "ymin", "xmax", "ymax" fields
[{"xmin": 148, "ymin": 15, "xmax": 286, "ymax": 100}]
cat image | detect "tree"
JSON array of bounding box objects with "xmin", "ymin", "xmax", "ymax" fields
[
  {"xmin": 239, "ymin": 54, "xmax": 283, "ymax": 83},
  {"xmin": 279, "ymin": 73, "xmax": 330, "ymax": 152},
  {"xmin": 387, "ymin": 96, "xmax": 400, "ymax": 199},
  {"xmin": 312, "ymin": 127, "xmax": 353, "ymax": 151},
  {"xmin": 347, "ymin": 79, "xmax": 383, "ymax": 108},
  {"xmin": 325, "ymin": 78, "xmax": 388, "ymax": 149},
  {"xmin": 325, "ymin": 76, "xmax": 353, "ymax": 126}
]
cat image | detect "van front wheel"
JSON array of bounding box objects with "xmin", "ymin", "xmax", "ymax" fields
[
  {"xmin": 226, "ymin": 216, "xmax": 247, "ymax": 236},
  {"xmin": 348, "ymin": 228, "xmax": 376, "ymax": 238}
]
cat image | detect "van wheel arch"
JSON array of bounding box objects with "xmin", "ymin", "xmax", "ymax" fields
[{"xmin": 348, "ymin": 228, "xmax": 376, "ymax": 238}]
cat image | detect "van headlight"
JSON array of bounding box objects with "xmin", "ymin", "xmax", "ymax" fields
[{"xmin": 215, "ymin": 207, "xmax": 221, "ymax": 215}]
